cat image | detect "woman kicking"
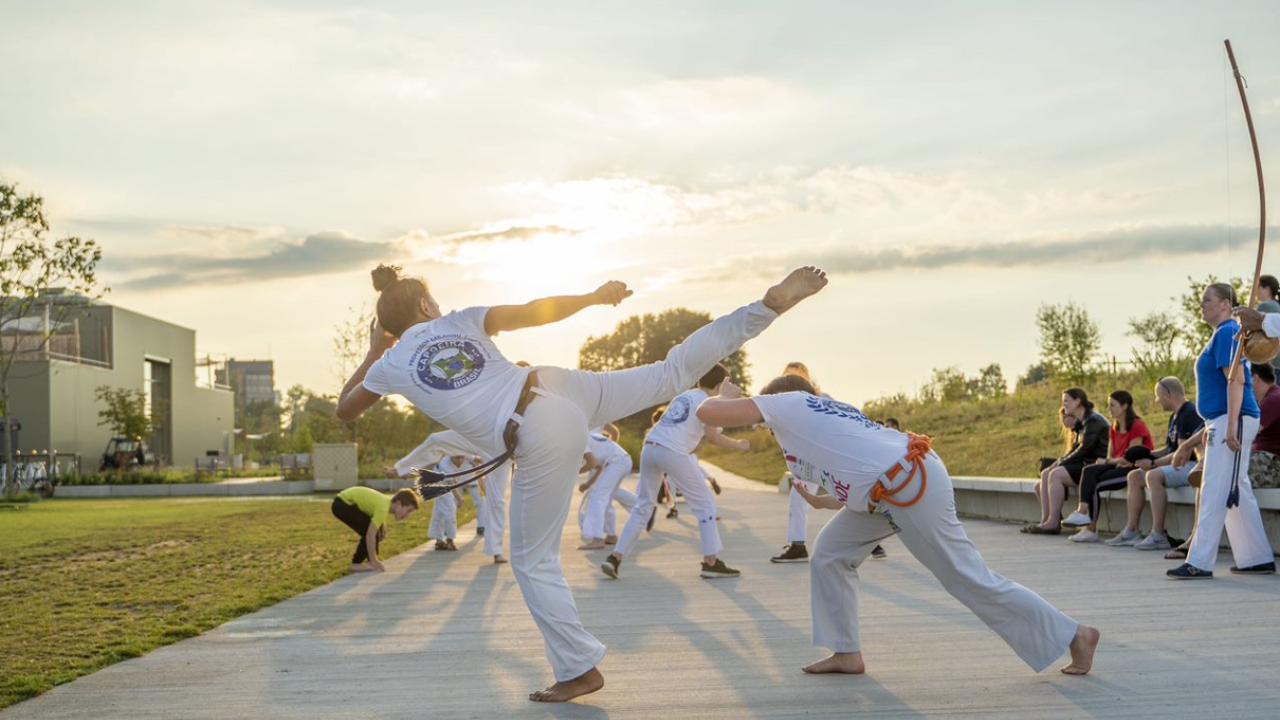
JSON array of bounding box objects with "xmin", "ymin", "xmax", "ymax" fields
[
  {"xmin": 336, "ymin": 263, "xmax": 826, "ymax": 702},
  {"xmin": 695, "ymin": 374, "xmax": 1100, "ymax": 678}
]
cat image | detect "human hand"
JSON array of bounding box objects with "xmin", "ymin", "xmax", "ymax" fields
[
  {"xmin": 1226, "ymin": 427, "xmax": 1242, "ymax": 453},
  {"xmin": 1171, "ymin": 443, "xmax": 1191, "ymax": 468},
  {"xmin": 369, "ymin": 317, "xmax": 395, "ymax": 353},
  {"xmin": 593, "ymin": 281, "xmax": 633, "ymax": 306},
  {"xmin": 718, "ymin": 378, "xmax": 744, "ymax": 399},
  {"xmin": 1234, "ymin": 307, "xmax": 1266, "ymax": 333}
]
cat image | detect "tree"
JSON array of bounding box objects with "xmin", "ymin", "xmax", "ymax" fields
[
  {"xmin": 1127, "ymin": 311, "xmax": 1191, "ymax": 383},
  {"xmin": 968, "ymin": 363, "xmax": 1007, "ymax": 399},
  {"xmin": 1035, "ymin": 302, "xmax": 1101, "ymax": 384},
  {"xmin": 94, "ymin": 386, "xmax": 152, "ymax": 440},
  {"xmin": 1177, "ymin": 274, "xmax": 1248, "ymax": 356},
  {"xmin": 1017, "ymin": 362, "xmax": 1051, "ymax": 389},
  {"xmin": 1, "ymin": 183, "xmax": 105, "ymax": 494},
  {"xmin": 920, "ymin": 366, "xmax": 969, "ymax": 402},
  {"xmin": 579, "ymin": 308, "xmax": 750, "ymax": 387},
  {"xmin": 333, "ymin": 304, "xmax": 370, "ymax": 387}
]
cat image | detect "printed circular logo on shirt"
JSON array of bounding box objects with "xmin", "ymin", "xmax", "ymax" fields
[
  {"xmin": 412, "ymin": 339, "xmax": 486, "ymax": 391},
  {"xmin": 662, "ymin": 396, "xmax": 692, "ymax": 424}
]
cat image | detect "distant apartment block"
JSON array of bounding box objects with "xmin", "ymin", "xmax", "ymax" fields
[
  {"xmin": 217, "ymin": 359, "xmax": 278, "ymax": 410},
  {"xmin": 2, "ymin": 289, "xmax": 234, "ymax": 469}
]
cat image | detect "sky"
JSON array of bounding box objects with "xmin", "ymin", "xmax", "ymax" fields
[{"xmin": 3, "ymin": 1, "xmax": 1280, "ymax": 404}]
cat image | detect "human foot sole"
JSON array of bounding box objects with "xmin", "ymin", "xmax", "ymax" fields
[{"xmin": 763, "ymin": 266, "xmax": 828, "ymax": 314}]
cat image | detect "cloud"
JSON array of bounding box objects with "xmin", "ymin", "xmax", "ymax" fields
[
  {"xmin": 694, "ymin": 224, "xmax": 1275, "ymax": 281},
  {"xmin": 115, "ymin": 230, "xmax": 395, "ymax": 291}
]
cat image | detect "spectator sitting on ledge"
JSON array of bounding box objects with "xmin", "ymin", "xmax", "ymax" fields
[
  {"xmin": 1064, "ymin": 390, "xmax": 1155, "ymax": 543},
  {"xmin": 1249, "ymin": 362, "xmax": 1280, "ymax": 489},
  {"xmin": 1025, "ymin": 388, "xmax": 1109, "ymax": 535},
  {"xmin": 1109, "ymin": 377, "xmax": 1204, "ymax": 550}
]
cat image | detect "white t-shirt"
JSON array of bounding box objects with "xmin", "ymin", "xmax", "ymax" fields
[
  {"xmin": 753, "ymin": 391, "xmax": 908, "ymax": 511},
  {"xmin": 645, "ymin": 388, "xmax": 710, "ymax": 455},
  {"xmin": 363, "ymin": 307, "xmax": 530, "ymax": 457},
  {"xmin": 587, "ymin": 433, "xmax": 630, "ymax": 464}
]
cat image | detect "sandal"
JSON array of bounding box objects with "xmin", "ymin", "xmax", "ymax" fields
[{"xmin": 1165, "ymin": 546, "xmax": 1189, "ymax": 560}]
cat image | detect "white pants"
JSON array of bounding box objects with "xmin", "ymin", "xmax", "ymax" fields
[
  {"xmin": 428, "ymin": 491, "xmax": 457, "ymax": 540},
  {"xmin": 464, "ymin": 483, "xmax": 485, "ymax": 529},
  {"xmin": 481, "ymin": 461, "xmax": 512, "ymax": 557},
  {"xmin": 810, "ymin": 454, "xmax": 1078, "ymax": 672},
  {"xmin": 789, "ymin": 477, "xmax": 816, "ymax": 543},
  {"xmin": 1189, "ymin": 414, "xmax": 1274, "ymax": 571},
  {"xmin": 509, "ymin": 299, "xmax": 778, "ymax": 681},
  {"xmin": 616, "ymin": 443, "xmax": 722, "ymax": 558},
  {"xmin": 581, "ymin": 456, "xmax": 637, "ymax": 540}
]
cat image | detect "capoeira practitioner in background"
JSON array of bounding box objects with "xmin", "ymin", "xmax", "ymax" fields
[
  {"xmin": 602, "ymin": 362, "xmax": 751, "ymax": 580},
  {"xmin": 427, "ymin": 453, "xmax": 475, "ymax": 551},
  {"xmin": 772, "ymin": 361, "xmax": 885, "ymax": 563},
  {"xmin": 577, "ymin": 430, "xmax": 638, "ymax": 550},
  {"xmin": 696, "ymin": 374, "xmax": 1100, "ymax": 677},
  {"xmin": 337, "ymin": 263, "xmax": 826, "ymax": 702},
  {"xmin": 1164, "ymin": 287, "xmax": 1276, "ymax": 579},
  {"xmin": 390, "ymin": 429, "xmax": 512, "ymax": 563}
]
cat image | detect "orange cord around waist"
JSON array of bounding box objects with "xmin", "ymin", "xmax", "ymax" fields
[{"xmin": 869, "ymin": 433, "xmax": 933, "ymax": 509}]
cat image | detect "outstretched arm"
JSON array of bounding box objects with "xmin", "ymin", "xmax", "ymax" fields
[
  {"xmin": 483, "ymin": 281, "xmax": 632, "ymax": 335},
  {"xmin": 697, "ymin": 397, "xmax": 763, "ymax": 429},
  {"xmin": 703, "ymin": 426, "xmax": 750, "ymax": 451}
]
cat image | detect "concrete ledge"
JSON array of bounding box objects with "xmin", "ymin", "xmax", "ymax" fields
[
  {"xmin": 952, "ymin": 475, "xmax": 1280, "ymax": 550},
  {"xmin": 55, "ymin": 480, "xmax": 316, "ymax": 498}
]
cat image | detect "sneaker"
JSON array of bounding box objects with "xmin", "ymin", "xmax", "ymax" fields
[
  {"xmin": 1135, "ymin": 532, "xmax": 1172, "ymax": 551},
  {"xmin": 1167, "ymin": 562, "xmax": 1213, "ymax": 580},
  {"xmin": 1068, "ymin": 529, "xmax": 1100, "ymax": 543},
  {"xmin": 476, "ymin": 526, "xmax": 485, "ymax": 537},
  {"xmin": 871, "ymin": 544, "xmax": 888, "ymax": 560},
  {"xmin": 700, "ymin": 558, "xmax": 741, "ymax": 579},
  {"xmin": 1062, "ymin": 511, "xmax": 1092, "ymax": 527},
  {"xmin": 667, "ymin": 507, "xmax": 679, "ymax": 519},
  {"xmin": 1230, "ymin": 562, "xmax": 1277, "ymax": 575},
  {"xmin": 1105, "ymin": 529, "xmax": 1141, "ymax": 547},
  {"xmin": 770, "ymin": 543, "xmax": 809, "ymax": 563},
  {"xmin": 601, "ymin": 555, "xmax": 621, "ymax": 579},
  {"xmin": 646, "ymin": 508, "xmax": 657, "ymax": 532}
]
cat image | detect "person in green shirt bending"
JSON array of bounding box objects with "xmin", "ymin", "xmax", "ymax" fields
[{"xmin": 332, "ymin": 486, "xmax": 421, "ymax": 572}]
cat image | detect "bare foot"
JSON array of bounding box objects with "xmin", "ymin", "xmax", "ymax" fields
[
  {"xmin": 1060, "ymin": 625, "xmax": 1100, "ymax": 675},
  {"xmin": 578, "ymin": 539, "xmax": 607, "ymax": 550},
  {"xmin": 493, "ymin": 555, "xmax": 508, "ymax": 564},
  {"xmin": 763, "ymin": 266, "xmax": 828, "ymax": 314},
  {"xmin": 604, "ymin": 534, "xmax": 618, "ymax": 545},
  {"xmin": 528, "ymin": 667, "xmax": 604, "ymax": 703},
  {"xmin": 802, "ymin": 652, "xmax": 865, "ymax": 675},
  {"xmin": 348, "ymin": 563, "xmax": 373, "ymax": 573}
]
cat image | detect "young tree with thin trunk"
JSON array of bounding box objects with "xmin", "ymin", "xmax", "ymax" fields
[{"xmin": 1, "ymin": 183, "xmax": 105, "ymax": 496}]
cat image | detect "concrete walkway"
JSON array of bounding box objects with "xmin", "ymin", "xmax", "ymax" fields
[{"xmin": 8, "ymin": 465, "xmax": 1280, "ymax": 719}]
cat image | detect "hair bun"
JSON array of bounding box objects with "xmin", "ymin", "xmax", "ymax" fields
[{"xmin": 371, "ymin": 264, "xmax": 402, "ymax": 292}]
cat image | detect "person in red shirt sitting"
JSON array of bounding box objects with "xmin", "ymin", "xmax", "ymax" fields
[
  {"xmin": 1064, "ymin": 390, "xmax": 1155, "ymax": 543},
  {"xmin": 1249, "ymin": 363, "xmax": 1280, "ymax": 489}
]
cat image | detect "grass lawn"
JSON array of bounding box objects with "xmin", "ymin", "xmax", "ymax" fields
[{"xmin": 0, "ymin": 495, "xmax": 472, "ymax": 709}]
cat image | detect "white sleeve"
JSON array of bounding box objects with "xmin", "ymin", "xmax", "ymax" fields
[
  {"xmin": 362, "ymin": 356, "xmax": 392, "ymax": 395},
  {"xmin": 457, "ymin": 306, "xmax": 491, "ymax": 335},
  {"xmin": 1264, "ymin": 312, "xmax": 1280, "ymax": 340},
  {"xmin": 394, "ymin": 430, "xmax": 483, "ymax": 477}
]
